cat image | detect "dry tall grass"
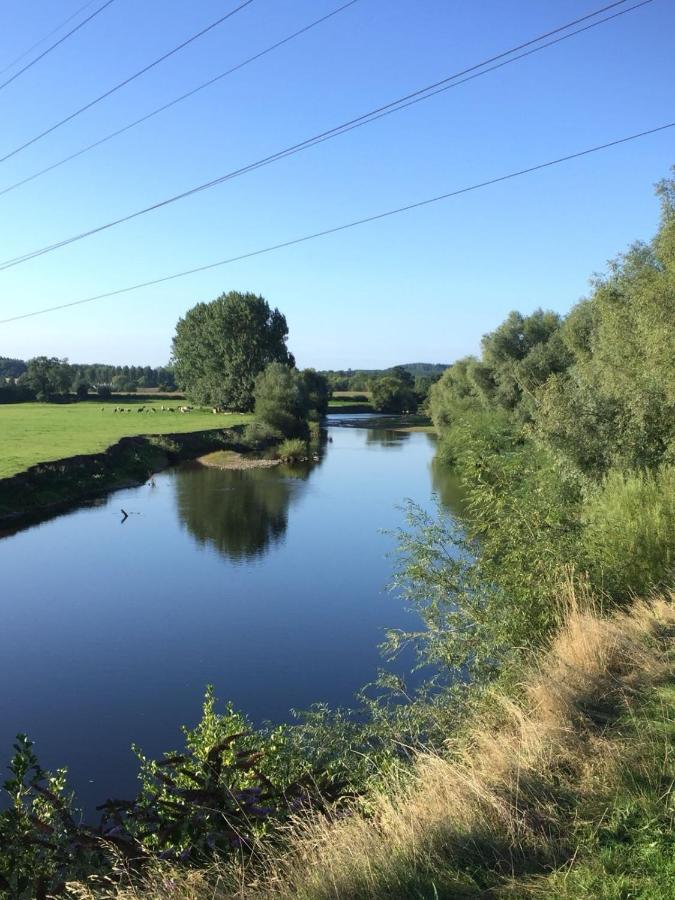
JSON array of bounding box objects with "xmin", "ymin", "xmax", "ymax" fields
[{"xmin": 70, "ymin": 591, "xmax": 674, "ymax": 900}]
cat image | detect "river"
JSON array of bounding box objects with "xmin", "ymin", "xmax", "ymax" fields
[{"xmin": 0, "ymin": 417, "xmax": 461, "ymax": 813}]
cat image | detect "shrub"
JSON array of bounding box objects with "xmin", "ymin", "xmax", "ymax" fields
[
  {"xmin": 243, "ymin": 421, "xmax": 282, "ymax": 448},
  {"xmin": 582, "ymin": 466, "xmax": 675, "ymax": 598},
  {"xmin": 254, "ymin": 363, "xmax": 308, "ymax": 437},
  {"xmin": 276, "ymin": 438, "xmax": 307, "ymax": 462}
]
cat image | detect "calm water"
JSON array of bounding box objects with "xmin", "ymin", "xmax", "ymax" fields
[{"xmin": 0, "ymin": 419, "xmax": 461, "ymax": 813}]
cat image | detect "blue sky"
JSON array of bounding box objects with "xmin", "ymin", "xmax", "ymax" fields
[{"xmin": 0, "ymin": 0, "xmax": 673, "ymax": 368}]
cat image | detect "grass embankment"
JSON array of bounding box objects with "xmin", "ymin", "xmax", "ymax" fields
[
  {"xmin": 0, "ymin": 400, "xmax": 251, "ymax": 479},
  {"xmin": 80, "ymin": 592, "xmax": 675, "ymax": 899}
]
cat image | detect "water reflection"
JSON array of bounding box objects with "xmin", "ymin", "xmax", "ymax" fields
[
  {"xmin": 0, "ymin": 425, "xmax": 464, "ymax": 813},
  {"xmin": 174, "ymin": 462, "xmax": 314, "ymax": 561},
  {"xmin": 430, "ymin": 453, "xmax": 468, "ymax": 517},
  {"xmin": 364, "ymin": 428, "xmax": 412, "ymax": 448}
]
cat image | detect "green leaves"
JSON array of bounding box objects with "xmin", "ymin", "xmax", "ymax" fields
[{"xmin": 172, "ymin": 292, "xmax": 293, "ymax": 410}]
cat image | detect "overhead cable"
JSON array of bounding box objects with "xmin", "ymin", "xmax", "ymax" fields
[
  {"xmin": 0, "ymin": 0, "xmax": 653, "ymax": 272},
  {"xmin": 1, "ymin": 121, "xmax": 672, "ymax": 324},
  {"xmin": 0, "ymin": 0, "xmax": 256, "ymax": 164},
  {"xmin": 0, "ymin": 0, "xmax": 361, "ymax": 199},
  {"xmin": 0, "ymin": 0, "xmax": 117, "ymax": 93}
]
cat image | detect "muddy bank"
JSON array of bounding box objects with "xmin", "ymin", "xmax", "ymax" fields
[{"xmin": 0, "ymin": 427, "xmax": 272, "ymax": 532}]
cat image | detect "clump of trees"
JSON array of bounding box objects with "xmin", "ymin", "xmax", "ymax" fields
[
  {"xmin": 394, "ymin": 172, "xmax": 675, "ymax": 691},
  {"xmin": 0, "ymin": 357, "xmax": 26, "ymax": 381},
  {"xmin": 429, "ymin": 177, "xmax": 675, "ymax": 475},
  {"xmin": 19, "ymin": 357, "xmax": 72, "ymax": 401},
  {"xmin": 322, "ymin": 363, "xmax": 447, "ymax": 393},
  {"xmin": 369, "ymin": 365, "xmax": 440, "ymax": 413},
  {"xmin": 253, "ymin": 362, "xmax": 329, "ymax": 437},
  {"xmin": 0, "ymin": 357, "xmax": 177, "ymax": 402},
  {"xmin": 172, "ymin": 292, "xmax": 293, "ymax": 410}
]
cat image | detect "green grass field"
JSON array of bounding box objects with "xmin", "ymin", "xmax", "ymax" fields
[
  {"xmin": 328, "ymin": 391, "xmax": 374, "ymax": 409},
  {"xmin": 0, "ymin": 400, "xmax": 252, "ymax": 479}
]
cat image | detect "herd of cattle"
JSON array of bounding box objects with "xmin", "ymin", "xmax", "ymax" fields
[
  {"xmin": 103, "ymin": 405, "xmax": 228, "ymax": 414},
  {"xmin": 107, "ymin": 405, "xmax": 194, "ymax": 413}
]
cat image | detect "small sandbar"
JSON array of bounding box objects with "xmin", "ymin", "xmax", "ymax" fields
[{"xmin": 197, "ymin": 450, "xmax": 281, "ymax": 470}]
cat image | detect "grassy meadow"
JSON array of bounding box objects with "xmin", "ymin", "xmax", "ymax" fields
[{"xmin": 0, "ymin": 400, "xmax": 252, "ymax": 479}]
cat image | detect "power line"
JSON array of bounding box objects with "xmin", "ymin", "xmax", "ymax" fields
[
  {"xmin": 0, "ymin": 0, "xmax": 256, "ymax": 165},
  {"xmin": 0, "ymin": 0, "xmax": 361, "ymax": 200},
  {"xmin": 1, "ymin": 121, "xmax": 672, "ymax": 325},
  {"xmin": 0, "ymin": 0, "xmax": 103, "ymax": 77},
  {"xmin": 0, "ymin": 0, "xmax": 654, "ymax": 272},
  {"xmin": 0, "ymin": 0, "xmax": 117, "ymax": 93}
]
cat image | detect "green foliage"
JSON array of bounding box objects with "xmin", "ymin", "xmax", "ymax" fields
[
  {"xmin": 20, "ymin": 357, "xmax": 72, "ymax": 401},
  {"xmin": 582, "ymin": 466, "xmax": 675, "ymax": 599},
  {"xmin": 389, "ymin": 421, "xmax": 584, "ymax": 685},
  {"xmin": 0, "ymin": 356, "xmax": 27, "ymax": 380},
  {"xmin": 0, "ymin": 690, "xmax": 405, "ymax": 890},
  {"xmin": 172, "ymin": 291, "xmax": 293, "ymax": 410},
  {"xmin": 253, "ymin": 362, "xmax": 308, "ymax": 437},
  {"xmin": 532, "ymin": 685, "xmax": 675, "ymax": 899},
  {"xmin": 301, "ymin": 368, "xmax": 330, "ymax": 419},
  {"xmin": 0, "ymin": 735, "xmax": 93, "ymax": 898},
  {"xmin": 74, "ymin": 380, "xmax": 90, "ymax": 400},
  {"xmin": 274, "ymin": 438, "xmax": 307, "ymax": 461},
  {"xmin": 536, "ymin": 180, "xmax": 675, "ymax": 475},
  {"xmin": 243, "ymin": 420, "xmax": 283, "ymax": 448},
  {"xmin": 322, "ymin": 364, "xmax": 447, "ymax": 393},
  {"xmin": 127, "ymin": 686, "xmax": 299, "ymax": 859},
  {"xmin": 371, "ymin": 373, "xmax": 416, "ymax": 414},
  {"xmin": 428, "ymin": 309, "xmax": 569, "ymax": 430}
]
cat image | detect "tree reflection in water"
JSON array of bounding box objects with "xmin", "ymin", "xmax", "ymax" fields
[
  {"xmin": 174, "ymin": 461, "xmax": 316, "ymax": 561},
  {"xmin": 364, "ymin": 428, "xmax": 412, "ymax": 449},
  {"xmin": 430, "ymin": 450, "xmax": 468, "ymax": 518}
]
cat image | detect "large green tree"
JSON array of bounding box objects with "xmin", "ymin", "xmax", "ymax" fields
[
  {"xmin": 20, "ymin": 357, "xmax": 72, "ymax": 401},
  {"xmin": 172, "ymin": 292, "xmax": 293, "ymax": 410}
]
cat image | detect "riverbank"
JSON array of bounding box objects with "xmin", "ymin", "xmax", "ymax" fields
[
  {"xmin": 0, "ymin": 399, "xmax": 251, "ymax": 479},
  {"xmin": 0, "ymin": 425, "xmax": 269, "ymax": 531},
  {"xmin": 70, "ymin": 592, "xmax": 675, "ymax": 899}
]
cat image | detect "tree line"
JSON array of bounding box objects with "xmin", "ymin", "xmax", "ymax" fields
[
  {"xmin": 0, "ymin": 359, "xmax": 177, "ymax": 403},
  {"xmin": 322, "ymin": 362, "xmax": 447, "ymax": 392},
  {"xmin": 390, "ymin": 172, "xmax": 675, "ymax": 697}
]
